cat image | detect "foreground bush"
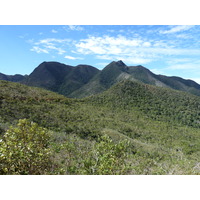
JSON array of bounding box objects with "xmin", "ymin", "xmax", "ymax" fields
[
  {"xmin": 83, "ymin": 135, "xmax": 131, "ymax": 175},
  {"xmin": 54, "ymin": 134, "xmax": 131, "ymax": 175},
  {"xmin": 0, "ymin": 119, "xmax": 53, "ymax": 175}
]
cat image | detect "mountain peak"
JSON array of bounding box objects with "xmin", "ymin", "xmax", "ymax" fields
[
  {"xmin": 116, "ymin": 60, "xmax": 126, "ymax": 66},
  {"xmin": 106, "ymin": 60, "xmax": 127, "ymax": 67}
]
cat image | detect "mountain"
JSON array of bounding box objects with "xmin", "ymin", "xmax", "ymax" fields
[
  {"xmin": 70, "ymin": 60, "xmax": 200, "ymax": 98},
  {"xmin": 1, "ymin": 60, "xmax": 200, "ymax": 98},
  {"xmin": 22, "ymin": 61, "xmax": 99, "ymax": 96},
  {"xmin": 22, "ymin": 61, "xmax": 74, "ymax": 92},
  {"xmin": 0, "ymin": 72, "xmax": 25, "ymax": 82}
]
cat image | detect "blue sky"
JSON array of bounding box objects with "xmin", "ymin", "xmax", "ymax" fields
[{"xmin": 1, "ymin": 25, "xmax": 200, "ymax": 83}]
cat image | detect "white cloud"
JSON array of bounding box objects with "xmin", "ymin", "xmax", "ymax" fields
[
  {"xmin": 75, "ymin": 35, "xmax": 145, "ymax": 56},
  {"xmin": 44, "ymin": 45, "xmax": 66, "ymax": 54},
  {"xmin": 30, "ymin": 46, "xmax": 49, "ymax": 54},
  {"xmin": 68, "ymin": 25, "xmax": 84, "ymax": 31},
  {"xmin": 143, "ymin": 42, "xmax": 151, "ymax": 47},
  {"xmin": 73, "ymin": 34, "xmax": 200, "ymax": 66},
  {"xmin": 36, "ymin": 38, "xmax": 70, "ymax": 45},
  {"xmin": 51, "ymin": 29, "xmax": 58, "ymax": 33},
  {"xmin": 76, "ymin": 35, "xmax": 143, "ymax": 51},
  {"xmin": 64, "ymin": 55, "xmax": 83, "ymax": 60},
  {"xmin": 160, "ymin": 25, "xmax": 194, "ymax": 34},
  {"xmin": 175, "ymin": 34, "xmax": 191, "ymax": 39},
  {"xmin": 31, "ymin": 38, "xmax": 71, "ymax": 55},
  {"xmin": 153, "ymin": 40, "xmax": 170, "ymax": 48}
]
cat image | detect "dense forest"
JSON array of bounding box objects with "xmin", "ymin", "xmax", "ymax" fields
[{"xmin": 1, "ymin": 80, "xmax": 200, "ymax": 174}]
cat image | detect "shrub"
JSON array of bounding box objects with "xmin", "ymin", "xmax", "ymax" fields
[
  {"xmin": 81, "ymin": 135, "xmax": 131, "ymax": 175},
  {"xmin": 0, "ymin": 119, "xmax": 53, "ymax": 175}
]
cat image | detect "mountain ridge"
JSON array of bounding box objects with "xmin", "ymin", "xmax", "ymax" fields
[
  {"xmin": 1, "ymin": 60, "xmax": 200, "ymax": 98},
  {"xmin": 0, "ymin": 72, "xmax": 26, "ymax": 82}
]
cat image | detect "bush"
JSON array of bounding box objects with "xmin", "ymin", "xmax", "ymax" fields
[
  {"xmin": 0, "ymin": 119, "xmax": 53, "ymax": 175},
  {"xmin": 81, "ymin": 135, "xmax": 131, "ymax": 175},
  {"xmin": 52, "ymin": 134, "xmax": 131, "ymax": 175}
]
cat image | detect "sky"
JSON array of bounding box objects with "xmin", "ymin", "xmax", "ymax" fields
[{"xmin": 1, "ymin": 25, "xmax": 200, "ymax": 83}]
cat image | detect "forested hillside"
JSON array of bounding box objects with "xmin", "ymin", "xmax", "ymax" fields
[{"xmin": 1, "ymin": 80, "xmax": 200, "ymax": 174}]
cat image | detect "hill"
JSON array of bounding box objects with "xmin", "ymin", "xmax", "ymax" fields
[
  {"xmin": 1, "ymin": 80, "xmax": 200, "ymax": 174},
  {"xmin": 87, "ymin": 80, "xmax": 200, "ymax": 127}
]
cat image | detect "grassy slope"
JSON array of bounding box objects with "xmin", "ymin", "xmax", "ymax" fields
[{"xmin": 1, "ymin": 80, "xmax": 200, "ymax": 174}]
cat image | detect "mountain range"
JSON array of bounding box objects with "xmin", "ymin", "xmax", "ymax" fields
[{"xmin": 1, "ymin": 60, "xmax": 200, "ymax": 98}]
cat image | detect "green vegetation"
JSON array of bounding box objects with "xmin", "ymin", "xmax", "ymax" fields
[
  {"xmin": 52, "ymin": 134, "xmax": 131, "ymax": 175},
  {"xmin": 0, "ymin": 119, "xmax": 52, "ymax": 175},
  {"xmin": 88, "ymin": 80, "xmax": 200, "ymax": 127},
  {"xmin": 1, "ymin": 80, "xmax": 200, "ymax": 174}
]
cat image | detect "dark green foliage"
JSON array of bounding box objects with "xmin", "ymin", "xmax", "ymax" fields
[{"xmin": 88, "ymin": 80, "xmax": 200, "ymax": 128}]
